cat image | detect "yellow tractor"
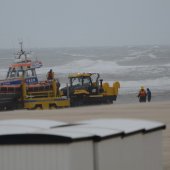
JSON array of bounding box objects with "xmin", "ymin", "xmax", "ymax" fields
[{"xmin": 61, "ymin": 73, "xmax": 120, "ymax": 106}]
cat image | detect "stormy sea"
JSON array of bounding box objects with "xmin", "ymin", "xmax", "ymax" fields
[{"xmin": 0, "ymin": 45, "xmax": 170, "ymax": 103}]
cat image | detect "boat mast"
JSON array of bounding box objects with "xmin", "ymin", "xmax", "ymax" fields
[
  {"xmin": 18, "ymin": 42, "xmax": 28, "ymax": 61},
  {"xmin": 19, "ymin": 41, "xmax": 24, "ymax": 54}
]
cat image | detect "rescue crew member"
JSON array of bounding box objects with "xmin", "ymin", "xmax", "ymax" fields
[
  {"xmin": 47, "ymin": 69, "xmax": 54, "ymax": 80},
  {"xmin": 138, "ymin": 86, "xmax": 147, "ymax": 102},
  {"xmin": 146, "ymin": 88, "xmax": 152, "ymax": 102}
]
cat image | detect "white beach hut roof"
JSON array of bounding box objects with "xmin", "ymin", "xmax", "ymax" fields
[
  {"xmin": 0, "ymin": 119, "xmax": 67, "ymax": 129},
  {"xmin": 0, "ymin": 119, "xmax": 94, "ymax": 144},
  {"xmin": 79, "ymin": 118, "xmax": 166, "ymax": 135},
  {"xmin": 44, "ymin": 125, "xmax": 123, "ymax": 141}
]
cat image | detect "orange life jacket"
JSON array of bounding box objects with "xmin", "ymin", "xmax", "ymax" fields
[{"xmin": 139, "ymin": 89, "xmax": 146, "ymax": 97}]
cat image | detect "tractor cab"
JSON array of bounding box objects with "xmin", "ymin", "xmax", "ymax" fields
[
  {"xmin": 70, "ymin": 73, "xmax": 98, "ymax": 86},
  {"xmin": 68, "ymin": 73, "xmax": 102, "ymax": 95}
]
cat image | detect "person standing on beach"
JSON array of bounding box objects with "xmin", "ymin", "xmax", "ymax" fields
[
  {"xmin": 138, "ymin": 86, "xmax": 147, "ymax": 102},
  {"xmin": 146, "ymin": 88, "xmax": 152, "ymax": 102}
]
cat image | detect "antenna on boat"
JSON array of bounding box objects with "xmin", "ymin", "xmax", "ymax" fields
[
  {"xmin": 17, "ymin": 41, "xmax": 28, "ymax": 61},
  {"xmin": 19, "ymin": 41, "xmax": 24, "ymax": 53},
  {"xmin": 13, "ymin": 41, "xmax": 26, "ymax": 62}
]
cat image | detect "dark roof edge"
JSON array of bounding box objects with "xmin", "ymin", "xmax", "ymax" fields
[
  {"xmin": 144, "ymin": 125, "xmax": 166, "ymax": 134},
  {"xmin": 0, "ymin": 134, "xmax": 93, "ymax": 145},
  {"xmin": 122, "ymin": 129, "xmax": 145, "ymax": 138},
  {"xmin": 93, "ymin": 132, "xmax": 123, "ymax": 142}
]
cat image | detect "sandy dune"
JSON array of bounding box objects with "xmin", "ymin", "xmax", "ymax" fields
[{"xmin": 0, "ymin": 101, "xmax": 169, "ymax": 169}]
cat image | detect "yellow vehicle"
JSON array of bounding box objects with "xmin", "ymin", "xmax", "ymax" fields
[
  {"xmin": 61, "ymin": 73, "xmax": 120, "ymax": 106},
  {"xmin": 11, "ymin": 73, "xmax": 119, "ymax": 110},
  {"xmin": 22, "ymin": 80, "xmax": 70, "ymax": 110}
]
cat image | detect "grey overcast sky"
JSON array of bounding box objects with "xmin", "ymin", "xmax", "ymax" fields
[{"xmin": 0, "ymin": 0, "xmax": 170, "ymax": 48}]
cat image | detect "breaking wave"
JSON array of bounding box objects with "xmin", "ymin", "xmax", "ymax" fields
[{"xmin": 0, "ymin": 45, "xmax": 170, "ymax": 94}]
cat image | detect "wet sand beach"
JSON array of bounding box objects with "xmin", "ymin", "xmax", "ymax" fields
[{"xmin": 0, "ymin": 100, "xmax": 169, "ymax": 169}]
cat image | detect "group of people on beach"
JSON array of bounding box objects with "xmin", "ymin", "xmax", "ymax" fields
[{"xmin": 138, "ymin": 86, "xmax": 151, "ymax": 103}]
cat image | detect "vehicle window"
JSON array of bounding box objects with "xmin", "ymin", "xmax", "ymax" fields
[
  {"xmin": 10, "ymin": 69, "xmax": 16, "ymax": 78},
  {"xmin": 72, "ymin": 78, "xmax": 82, "ymax": 86},
  {"xmin": 91, "ymin": 73, "xmax": 98, "ymax": 83},
  {"xmin": 26, "ymin": 70, "xmax": 33, "ymax": 77},
  {"xmin": 7, "ymin": 71, "xmax": 10, "ymax": 78},
  {"xmin": 32, "ymin": 69, "xmax": 36, "ymax": 77},
  {"xmin": 83, "ymin": 77, "xmax": 91, "ymax": 85},
  {"xmin": 7, "ymin": 68, "xmax": 12, "ymax": 78},
  {"xmin": 17, "ymin": 70, "xmax": 24, "ymax": 77}
]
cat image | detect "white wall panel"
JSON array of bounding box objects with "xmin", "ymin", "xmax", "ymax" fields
[
  {"xmin": 68, "ymin": 141, "xmax": 94, "ymax": 170},
  {"xmin": 94, "ymin": 137, "xmax": 122, "ymax": 170},
  {"xmin": 120, "ymin": 134, "xmax": 144, "ymax": 170},
  {"xmin": 0, "ymin": 142, "xmax": 93, "ymax": 170},
  {"xmin": 143, "ymin": 131, "xmax": 162, "ymax": 170}
]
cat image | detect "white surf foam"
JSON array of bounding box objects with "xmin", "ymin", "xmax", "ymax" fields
[
  {"xmin": 115, "ymin": 76, "xmax": 170, "ymax": 94},
  {"xmin": 37, "ymin": 59, "xmax": 121, "ymax": 74}
]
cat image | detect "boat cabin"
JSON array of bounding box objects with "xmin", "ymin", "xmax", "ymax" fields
[
  {"xmin": 0, "ymin": 42, "xmax": 42, "ymax": 86},
  {"xmin": 6, "ymin": 63, "xmax": 38, "ymax": 84}
]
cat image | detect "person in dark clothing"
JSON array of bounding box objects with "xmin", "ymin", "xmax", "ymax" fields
[
  {"xmin": 146, "ymin": 88, "xmax": 152, "ymax": 102},
  {"xmin": 47, "ymin": 69, "xmax": 54, "ymax": 80}
]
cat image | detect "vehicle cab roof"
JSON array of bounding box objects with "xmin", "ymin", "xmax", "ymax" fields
[{"xmin": 68, "ymin": 73, "xmax": 96, "ymax": 78}]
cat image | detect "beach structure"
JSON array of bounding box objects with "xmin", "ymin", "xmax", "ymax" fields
[
  {"xmin": 0, "ymin": 119, "xmax": 94, "ymax": 170},
  {"xmin": 79, "ymin": 119, "xmax": 166, "ymax": 170},
  {"xmin": 0, "ymin": 118, "xmax": 166, "ymax": 170},
  {"xmin": 0, "ymin": 119, "xmax": 68, "ymax": 128},
  {"xmin": 53, "ymin": 125, "xmax": 124, "ymax": 170}
]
